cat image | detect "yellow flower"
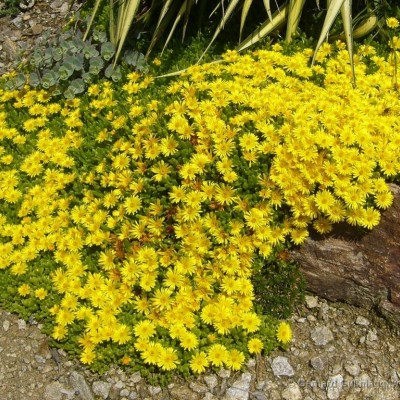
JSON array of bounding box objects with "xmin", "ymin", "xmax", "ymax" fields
[
  {"xmin": 34, "ymin": 288, "xmax": 48, "ymax": 300},
  {"xmin": 134, "ymin": 320, "xmax": 156, "ymax": 339},
  {"xmin": 18, "ymin": 284, "xmax": 30, "ymax": 296},
  {"xmin": 225, "ymin": 349, "xmax": 245, "ymax": 371},
  {"xmin": 157, "ymin": 347, "xmax": 179, "ymax": 370},
  {"xmin": 190, "ymin": 352, "xmax": 209, "ymax": 373},
  {"xmin": 207, "ymin": 344, "xmax": 229, "ymax": 367},
  {"xmin": 247, "ymin": 338, "xmax": 264, "ymax": 354},
  {"xmin": 386, "ymin": 17, "xmax": 399, "ymax": 29},
  {"xmin": 276, "ymin": 321, "xmax": 292, "ymax": 344}
]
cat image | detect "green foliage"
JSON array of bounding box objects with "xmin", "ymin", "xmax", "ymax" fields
[
  {"xmin": 252, "ymin": 250, "xmax": 305, "ymax": 319},
  {"xmin": 4, "ymin": 27, "xmax": 148, "ymax": 98},
  {"xmin": 0, "ymin": 0, "xmax": 20, "ymax": 17}
]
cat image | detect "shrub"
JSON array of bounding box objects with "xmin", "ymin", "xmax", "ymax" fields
[{"xmin": 0, "ymin": 38, "xmax": 399, "ymax": 375}]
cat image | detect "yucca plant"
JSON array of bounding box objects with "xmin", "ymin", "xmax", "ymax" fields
[{"xmin": 84, "ymin": 0, "xmax": 396, "ymax": 68}]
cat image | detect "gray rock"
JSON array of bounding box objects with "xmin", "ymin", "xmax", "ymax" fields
[
  {"xmin": 366, "ymin": 329, "xmax": 378, "ymax": 342},
  {"xmin": 310, "ymin": 356, "xmax": 325, "ymax": 371},
  {"xmin": 59, "ymin": 2, "xmax": 69, "ymax": 13},
  {"xmin": 218, "ymin": 368, "xmax": 231, "ymax": 379},
  {"xmin": 128, "ymin": 372, "xmax": 142, "ymax": 384},
  {"xmin": 50, "ymin": 0, "xmax": 63, "ymax": 9},
  {"xmin": 2, "ymin": 320, "xmax": 10, "ymax": 332},
  {"xmin": 19, "ymin": 0, "xmax": 35, "ymax": 10},
  {"xmin": 189, "ymin": 382, "xmax": 209, "ymax": 393},
  {"xmin": 34, "ymin": 355, "xmax": 46, "ymax": 364},
  {"xmin": 169, "ymin": 386, "xmax": 197, "ymax": 400},
  {"xmin": 225, "ymin": 372, "xmax": 252, "ymax": 400},
  {"xmin": 311, "ymin": 326, "xmax": 334, "ymax": 346},
  {"xmin": 44, "ymin": 381, "xmax": 66, "ymax": 400},
  {"xmin": 69, "ymin": 371, "xmax": 94, "ymax": 400},
  {"xmin": 204, "ymin": 375, "xmax": 218, "ymax": 391},
  {"xmin": 11, "ymin": 15, "xmax": 23, "ymax": 28},
  {"xmin": 148, "ymin": 386, "xmax": 161, "ymax": 396},
  {"xmin": 17, "ymin": 319, "xmax": 26, "ymax": 330},
  {"xmin": 128, "ymin": 392, "xmax": 138, "ymax": 400},
  {"xmin": 305, "ymin": 295, "xmax": 319, "ymax": 308},
  {"xmin": 92, "ymin": 381, "xmax": 112, "ymax": 399},
  {"xmin": 326, "ymin": 374, "xmax": 343, "ymax": 400},
  {"xmin": 120, "ymin": 388, "xmax": 130, "ymax": 397},
  {"xmin": 271, "ymin": 357, "xmax": 295, "ymax": 377},
  {"xmin": 355, "ymin": 316, "xmax": 370, "ymax": 326},
  {"xmin": 251, "ymin": 391, "xmax": 268, "ymax": 400},
  {"xmin": 344, "ymin": 362, "xmax": 360, "ymax": 377},
  {"xmin": 281, "ymin": 382, "xmax": 302, "ymax": 400}
]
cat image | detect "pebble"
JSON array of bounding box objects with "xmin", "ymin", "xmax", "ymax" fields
[
  {"xmin": 225, "ymin": 372, "xmax": 252, "ymax": 400},
  {"xmin": 69, "ymin": 371, "xmax": 94, "ymax": 400},
  {"xmin": 326, "ymin": 374, "xmax": 343, "ymax": 400},
  {"xmin": 344, "ymin": 362, "xmax": 361, "ymax": 376},
  {"xmin": 281, "ymin": 382, "xmax": 302, "ymax": 400},
  {"xmin": 305, "ymin": 295, "xmax": 319, "ymax": 309},
  {"xmin": 367, "ymin": 329, "xmax": 378, "ymax": 342},
  {"xmin": 92, "ymin": 381, "xmax": 112, "ymax": 399},
  {"xmin": 311, "ymin": 326, "xmax": 334, "ymax": 346},
  {"xmin": 17, "ymin": 319, "xmax": 27, "ymax": 330},
  {"xmin": 271, "ymin": 356, "xmax": 295, "ymax": 377},
  {"xmin": 355, "ymin": 316, "xmax": 370, "ymax": 326},
  {"xmin": 204, "ymin": 375, "xmax": 218, "ymax": 391},
  {"xmin": 309, "ymin": 356, "xmax": 325, "ymax": 371},
  {"xmin": 3, "ymin": 319, "xmax": 10, "ymax": 331}
]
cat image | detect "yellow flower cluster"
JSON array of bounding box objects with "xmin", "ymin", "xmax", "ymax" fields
[{"xmin": 0, "ymin": 40, "xmax": 399, "ymax": 373}]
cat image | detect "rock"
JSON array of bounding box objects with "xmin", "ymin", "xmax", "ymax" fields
[
  {"xmin": 19, "ymin": 0, "xmax": 35, "ymax": 10},
  {"xmin": 225, "ymin": 372, "xmax": 252, "ymax": 400},
  {"xmin": 2, "ymin": 320, "xmax": 10, "ymax": 331},
  {"xmin": 148, "ymin": 386, "xmax": 161, "ymax": 396},
  {"xmin": 44, "ymin": 381, "xmax": 66, "ymax": 400},
  {"xmin": 366, "ymin": 329, "xmax": 378, "ymax": 342},
  {"xmin": 120, "ymin": 388, "xmax": 130, "ymax": 397},
  {"xmin": 128, "ymin": 372, "xmax": 141, "ymax": 384},
  {"xmin": 305, "ymin": 295, "xmax": 319, "ymax": 308},
  {"xmin": 92, "ymin": 381, "xmax": 112, "ymax": 399},
  {"xmin": 355, "ymin": 316, "xmax": 370, "ymax": 326},
  {"xmin": 271, "ymin": 357, "xmax": 295, "ymax": 377},
  {"xmin": 169, "ymin": 386, "xmax": 197, "ymax": 400},
  {"xmin": 281, "ymin": 382, "xmax": 302, "ymax": 400},
  {"xmin": 59, "ymin": 2, "xmax": 69, "ymax": 13},
  {"xmin": 11, "ymin": 15, "xmax": 23, "ymax": 28},
  {"xmin": 290, "ymin": 184, "xmax": 400, "ymax": 327},
  {"xmin": 252, "ymin": 391, "xmax": 268, "ymax": 400},
  {"xmin": 189, "ymin": 382, "xmax": 208, "ymax": 394},
  {"xmin": 128, "ymin": 392, "xmax": 138, "ymax": 400},
  {"xmin": 31, "ymin": 23, "xmax": 43, "ymax": 35},
  {"xmin": 17, "ymin": 319, "xmax": 26, "ymax": 330},
  {"xmin": 50, "ymin": 0, "xmax": 63, "ymax": 10},
  {"xmin": 326, "ymin": 374, "xmax": 343, "ymax": 400},
  {"xmin": 204, "ymin": 375, "xmax": 218, "ymax": 391},
  {"xmin": 344, "ymin": 362, "xmax": 360, "ymax": 377},
  {"xmin": 310, "ymin": 356, "xmax": 325, "ymax": 371},
  {"xmin": 69, "ymin": 371, "xmax": 94, "ymax": 400},
  {"xmin": 311, "ymin": 326, "xmax": 334, "ymax": 346},
  {"xmin": 218, "ymin": 368, "xmax": 231, "ymax": 379},
  {"xmin": 358, "ymin": 372, "xmax": 372, "ymax": 391}
]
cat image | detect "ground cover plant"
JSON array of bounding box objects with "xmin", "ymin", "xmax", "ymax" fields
[{"xmin": 0, "ymin": 17, "xmax": 400, "ymax": 380}]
